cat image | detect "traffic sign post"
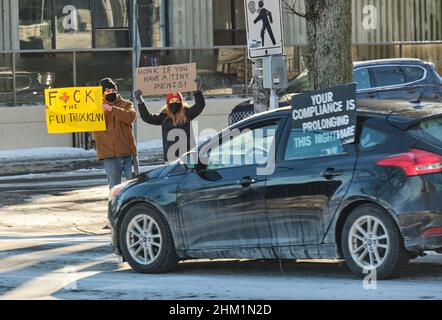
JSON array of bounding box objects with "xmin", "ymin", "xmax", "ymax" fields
[
  {"xmin": 244, "ymin": 0, "xmax": 284, "ymax": 59},
  {"xmin": 245, "ymin": 0, "xmax": 286, "ymax": 111}
]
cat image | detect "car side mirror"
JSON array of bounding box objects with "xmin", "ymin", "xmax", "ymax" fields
[{"xmin": 180, "ymin": 151, "xmax": 205, "ymax": 172}]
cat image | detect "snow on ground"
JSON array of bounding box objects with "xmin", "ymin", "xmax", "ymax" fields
[
  {"xmin": 0, "ymin": 140, "xmax": 163, "ymax": 163},
  {"xmin": 0, "ymin": 147, "xmax": 97, "ymax": 163},
  {"xmin": 0, "ymin": 165, "xmax": 161, "ymax": 182},
  {"xmin": 0, "ymin": 136, "xmax": 214, "ymax": 163}
]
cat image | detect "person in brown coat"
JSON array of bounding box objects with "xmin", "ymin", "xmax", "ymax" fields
[{"xmin": 94, "ymin": 78, "xmax": 137, "ymax": 189}]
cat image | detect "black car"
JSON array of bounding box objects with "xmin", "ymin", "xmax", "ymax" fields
[
  {"xmin": 229, "ymin": 58, "xmax": 442, "ymax": 125},
  {"xmin": 109, "ymin": 99, "xmax": 442, "ymax": 279}
]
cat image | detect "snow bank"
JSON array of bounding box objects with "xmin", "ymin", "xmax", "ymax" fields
[
  {"xmin": 0, "ymin": 147, "xmax": 97, "ymax": 162},
  {"xmin": 0, "ymin": 135, "xmax": 215, "ymax": 163}
]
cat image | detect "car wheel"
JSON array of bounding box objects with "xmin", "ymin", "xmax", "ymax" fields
[
  {"xmin": 341, "ymin": 204, "xmax": 409, "ymax": 279},
  {"xmin": 119, "ymin": 204, "xmax": 178, "ymax": 273}
]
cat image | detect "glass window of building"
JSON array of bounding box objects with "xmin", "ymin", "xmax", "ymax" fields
[
  {"xmin": 19, "ymin": 0, "xmax": 54, "ymax": 49},
  {"xmin": 54, "ymin": 0, "xmax": 93, "ymax": 49},
  {"xmin": 213, "ymin": 0, "xmax": 246, "ymax": 45},
  {"xmin": 138, "ymin": 0, "xmax": 164, "ymax": 47},
  {"xmin": 18, "ymin": 0, "xmax": 131, "ymax": 49},
  {"xmin": 94, "ymin": 0, "xmax": 130, "ymax": 48}
]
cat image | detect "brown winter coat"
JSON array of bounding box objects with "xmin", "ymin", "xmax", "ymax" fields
[{"xmin": 94, "ymin": 96, "xmax": 137, "ymax": 160}]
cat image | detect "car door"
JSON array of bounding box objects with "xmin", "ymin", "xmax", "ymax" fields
[
  {"xmin": 265, "ymin": 122, "xmax": 357, "ymax": 247},
  {"xmin": 177, "ymin": 118, "xmax": 285, "ymax": 251}
]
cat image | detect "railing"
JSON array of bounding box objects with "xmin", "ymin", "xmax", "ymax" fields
[
  {"xmin": 1, "ymin": 41, "xmax": 442, "ymax": 148},
  {"xmin": 1, "ymin": 41, "xmax": 442, "ymax": 107}
]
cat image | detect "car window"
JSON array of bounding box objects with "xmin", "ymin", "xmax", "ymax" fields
[
  {"xmin": 359, "ymin": 127, "xmax": 387, "ymax": 149},
  {"xmin": 281, "ymin": 70, "xmax": 312, "ymax": 95},
  {"xmin": 204, "ymin": 123, "xmax": 278, "ymax": 170},
  {"xmin": 372, "ymin": 66, "xmax": 406, "ymax": 87},
  {"xmin": 284, "ymin": 130, "xmax": 345, "ymax": 161},
  {"xmin": 353, "ymin": 68, "xmax": 372, "ymax": 90},
  {"xmin": 401, "ymin": 66, "xmax": 425, "ymax": 83},
  {"xmin": 409, "ymin": 117, "xmax": 442, "ymax": 148}
]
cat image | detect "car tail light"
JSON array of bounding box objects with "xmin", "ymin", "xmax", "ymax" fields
[
  {"xmin": 376, "ymin": 149, "xmax": 442, "ymax": 176},
  {"xmin": 422, "ymin": 227, "xmax": 442, "ymax": 237}
]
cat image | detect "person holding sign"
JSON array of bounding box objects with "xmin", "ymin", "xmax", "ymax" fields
[
  {"xmin": 133, "ymin": 78, "xmax": 205, "ymax": 162},
  {"xmin": 94, "ymin": 78, "xmax": 138, "ymax": 190}
]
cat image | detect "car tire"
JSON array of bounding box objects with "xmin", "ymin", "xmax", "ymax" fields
[
  {"xmin": 341, "ymin": 204, "xmax": 409, "ymax": 280},
  {"xmin": 119, "ymin": 204, "xmax": 178, "ymax": 273}
]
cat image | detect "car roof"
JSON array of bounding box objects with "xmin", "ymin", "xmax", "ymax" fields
[
  {"xmin": 238, "ymin": 99, "xmax": 442, "ymax": 130},
  {"xmin": 354, "ymin": 58, "xmax": 426, "ymax": 68}
]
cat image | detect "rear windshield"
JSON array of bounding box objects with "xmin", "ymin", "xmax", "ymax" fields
[{"xmin": 409, "ymin": 117, "xmax": 442, "ymax": 147}]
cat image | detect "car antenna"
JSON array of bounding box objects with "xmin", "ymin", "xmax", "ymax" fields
[{"xmin": 410, "ymin": 86, "xmax": 428, "ymax": 105}]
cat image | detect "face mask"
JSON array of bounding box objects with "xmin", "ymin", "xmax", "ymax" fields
[
  {"xmin": 105, "ymin": 93, "xmax": 117, "ymax": 103},
  {"xmin": 169, "ymin": 102, "xmax": 181, "ymax": 114}
]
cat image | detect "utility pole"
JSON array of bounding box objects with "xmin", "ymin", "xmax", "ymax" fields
[
  {"xmin": 131, "ymin": 0, "xmax": 140, "ymax": 176},
  {"xmin": 251, "ymin": 58, "xmax": 270, "ymax": 114}
]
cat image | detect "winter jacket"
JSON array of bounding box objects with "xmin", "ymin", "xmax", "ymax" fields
[
  {"xmin": 94, "ymin": 95, "xmax": 138, "ymax": 160},
  {"xmin": 138, "ymin": 91, "xmax": 206, "ymax": 162}
]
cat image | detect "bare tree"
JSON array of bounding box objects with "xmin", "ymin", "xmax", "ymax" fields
[{"xmin": 283, "ymin": 0, "xmax": 353, "ymax": 90}]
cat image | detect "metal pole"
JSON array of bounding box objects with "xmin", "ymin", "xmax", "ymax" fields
[
  {"xmin": 269, "ymin": 89, "xmax": 278, "ymax": 110},
  {"xmin": 131, "ymin": 0, "xmax": 140, "ymax": 176},
  {"xmin": 12, "ymin": 52, "xmax": 16, "ymax": 106},
  {"xmin": 73, "ymin": 50, "xmax": 77, "ymax": 147}
]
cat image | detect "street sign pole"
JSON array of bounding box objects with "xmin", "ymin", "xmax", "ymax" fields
[
  {"xmin": 244, "ymin": 0, "xmax": 286, "ymax": 112},
  {"xmin": 131, "ymin": 0, "xmax": 140, "ymax": 176}
]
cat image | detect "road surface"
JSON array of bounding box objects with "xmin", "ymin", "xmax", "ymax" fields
[{"xmin": 0, "ymin": 170, "xmax": 441, "ymax": 300}]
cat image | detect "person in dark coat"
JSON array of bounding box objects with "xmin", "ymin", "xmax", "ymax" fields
[{"xmin": 133, "ymin": 80, "xmax": 205, "ymax": 162}]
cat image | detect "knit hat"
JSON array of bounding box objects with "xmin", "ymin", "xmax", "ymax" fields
[
  {"xmin": 166, "ymin": 92, "xmax": 183, "ymax": 105},
  {"xmin": 100, "ymin": 78, "xmax": 117, "ymax": 93}
]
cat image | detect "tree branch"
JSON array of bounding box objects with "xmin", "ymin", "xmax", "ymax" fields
[{"xmin": 282, "ymin": 0, "xmax": 306, "ymax": 18}]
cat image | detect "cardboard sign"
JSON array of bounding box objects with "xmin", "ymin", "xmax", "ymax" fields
[
  {"xmin": 245, "ymin": 0, "xmax": 284, "ymax": 59},
  {"xmin": 45, "ymin": 87, "xmax": 107, "ymax": 134},
  {"xmin": 136, "ymin": 63, "xmax": 197, "ymax": 96},
  {"xmin": 291, "ymin": 83, "xmax": 357, "ymax": 144}
]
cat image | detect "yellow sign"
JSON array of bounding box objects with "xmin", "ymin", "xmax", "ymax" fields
[{"xmin": 45, "ymin": 87, "xmax": 107, "ymax": 134}]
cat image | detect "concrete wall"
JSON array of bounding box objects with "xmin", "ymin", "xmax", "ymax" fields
[{"xmin": 0, "ymin": 98, "xmax": 246, "ymax": 151}]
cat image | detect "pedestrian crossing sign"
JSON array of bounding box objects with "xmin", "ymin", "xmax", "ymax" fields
[{"xmin": 245, "ymin": 0, "xmax": 284, "ymax": 59}]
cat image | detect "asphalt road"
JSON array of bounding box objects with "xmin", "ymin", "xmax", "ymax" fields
[{"xmin": 0, "ymin": 172, "xmax": 441, "ymax": 300}]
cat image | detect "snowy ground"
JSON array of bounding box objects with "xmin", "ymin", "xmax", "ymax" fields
[
  {"xmin": 0, "ymin": 175, "xmax": 441, "ymax": 300},
  {"xmin": 0, "ymin": 141, "xmax": 164, "ymax": 163}
]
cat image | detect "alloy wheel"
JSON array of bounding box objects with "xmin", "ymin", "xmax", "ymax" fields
[
  {"xmin": 348, "ymin": 215, "xmax": 390, "ymax": 270},
  {"xmin": 126, "ymin": 214, "xmax": 162, "ymax": 265}
]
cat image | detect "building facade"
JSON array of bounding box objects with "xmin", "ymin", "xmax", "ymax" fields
[{"xmin": 0, "ymin": 0, "xmax": 441, "ymax": 150}]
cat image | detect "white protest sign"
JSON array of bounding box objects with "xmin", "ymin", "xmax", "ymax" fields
[
  {"xmin": 245, "ymin": 0, "xmax": 284, "ymax": 59},
  {"xmin": 136, "ymin": 63, "xmax": 197, "ymax": 96}
]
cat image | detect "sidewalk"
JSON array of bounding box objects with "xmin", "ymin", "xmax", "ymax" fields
[{"xmin": 0, "ymin": 140, "xmax": 165, "ymax": 177}]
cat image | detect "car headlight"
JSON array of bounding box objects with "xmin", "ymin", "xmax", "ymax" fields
[{"xmin": 110, "ymin": 180, "xmax": 132, "ymax": 199}]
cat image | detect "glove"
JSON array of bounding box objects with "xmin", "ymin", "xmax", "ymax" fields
[
  {"xmin": 194, "ymin": 76, "xmax": 203, "ymax": 92},
  {"xmin": 133, "ymin": 89, "xmax": 144, "ymax": 104}
]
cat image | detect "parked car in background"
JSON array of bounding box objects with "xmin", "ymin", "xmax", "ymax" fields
[
  {"xmin": 109, "ymin": 99, "xmax": 442, "ymax": 279},
  {"xmin": 0, "ymin": 69, "xmax": 54, "ymax": 106},
  {"xmin": 229, "ymin": 58, "xmax": 442, "ymax": 125},
  {"xmin": 198, "ymin": 70, "xmax": 246, "ymax": 95}
]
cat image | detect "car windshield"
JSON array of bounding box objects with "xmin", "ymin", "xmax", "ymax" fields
[
  {"xmin": 278, "ymin": 70, "xmax": 312, "ymax": 95},
  {"xmin": 409, "ymin": 117, "xmax": 442, "ymax": 148}
]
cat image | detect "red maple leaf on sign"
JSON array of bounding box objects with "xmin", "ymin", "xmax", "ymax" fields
[{"xmin": 59, "ymin": 92, "xmax": 70, "ymax": 103}]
